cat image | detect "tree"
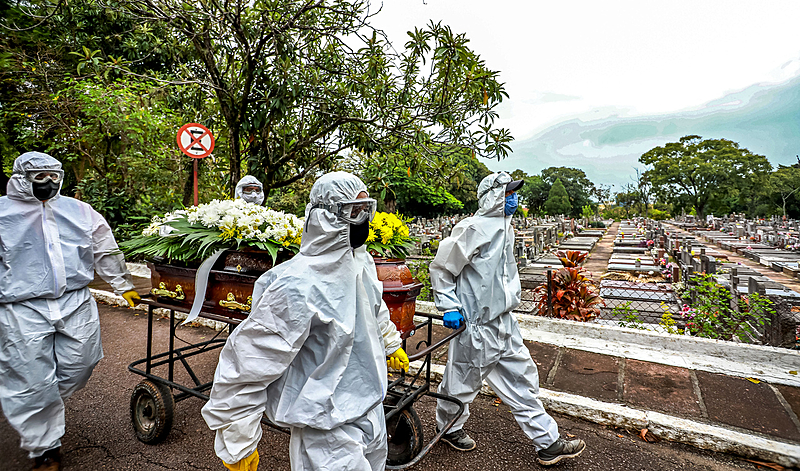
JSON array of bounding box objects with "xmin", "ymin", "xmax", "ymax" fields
[
  {"xmin": 541, "ymin": 167, "xmax": 595, "ymax": 217},
  {"xmin": 544, "ymin": 178, "xmax": 571, "ymax": 216},
  {"xmin": 633, "ymin": 167, "xmax": 652, "ymax": 216},
  {"xmin": 0, "ymin": 0, "xmax": 208, "ymax": 232},
  {"xmin": 593, "ymin": 183, "xmax": 614, "ymax": 217},
  {"xmin": 507, "ymin": 169, "xmax": 549, "ymax": 216},
  {"xmin": 98, "ymin": 0, "xmax": 513, "ymax": 194},
  {"xmin": 615, "ymin": 184, "xmax": 640, "ymax": 218},
  {"xmin": 770, "ymin": 162, "xmax": 800, "ymax": 218},
  {"xmin": 639, "ymin": 135, "xmax": 772, "ymax": 220}
]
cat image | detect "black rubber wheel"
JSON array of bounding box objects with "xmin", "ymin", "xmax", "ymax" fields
[
  {"xmin": 384, "ymin": 403, "xmax": 424, "ymax": 465},
  {"xmin": 130, "ymin": 379, "xmax": 174, "ymax": 444}
]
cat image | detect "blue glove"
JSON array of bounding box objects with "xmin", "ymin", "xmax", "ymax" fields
[{"xmin": 443, "ymin": 310, "xmax": 464, "ymax": 329}]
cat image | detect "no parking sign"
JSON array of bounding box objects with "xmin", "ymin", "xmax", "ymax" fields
[
  {"xmin": 177, "ymin": 123, "xmax": 215, "ymax": 158},
  {"xmin": 177, "ymin": 123, "xmax": 215, "ymax": 205}
]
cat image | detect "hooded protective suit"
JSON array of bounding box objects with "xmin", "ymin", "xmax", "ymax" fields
[
  {"xmin": 202, "ymin": 172, "xmax": 402, "ymax": 470},
  {"xmin": 234, "ymin": 175, "xmax": 265, "ymax": 205},
  {"xmin": 431, "ymin": 171, "xmax": 559, "ymax": 450},
  {"xmin": 0, "ymin": 152, "xmax": 136, "ymax": 458}
]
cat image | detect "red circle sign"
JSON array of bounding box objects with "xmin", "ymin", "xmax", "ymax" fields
[{"xmin": 177, "ymin": 123, "xmax": 215, "ymax": 158}]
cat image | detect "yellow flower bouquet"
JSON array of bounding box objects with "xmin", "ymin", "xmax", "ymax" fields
[{"xmin": 366, "ymin": 212, "xmax": 416, "ymax": 259}]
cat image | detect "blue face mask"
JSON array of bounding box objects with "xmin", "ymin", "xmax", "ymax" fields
[{"xmin": 504, "ymin": 192, "xmax": 518, "ymax": 216}]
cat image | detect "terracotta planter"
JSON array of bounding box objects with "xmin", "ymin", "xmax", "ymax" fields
[{"xmin": 374, "ymin": 257, "xmax": 423, "ymax": 339}]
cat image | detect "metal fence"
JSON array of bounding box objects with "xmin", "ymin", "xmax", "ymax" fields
[
  {"xmin": 516, "ymin": 269, "xmax": 681, "ymax": 334},
  {"xmin": 515, "ymin": 268, "xmax": 799, "ymax": 348},
  {"xmin": 410, "ymin": 257, "xmax": 799, "ymax": 349}
]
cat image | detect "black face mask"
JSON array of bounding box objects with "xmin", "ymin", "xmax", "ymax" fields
[
  {"xmin": 349, "ymin": 220, "xmax": 370, "ymax": 249},
  {"xmin": 32, "ymin": 181, "xmax": 59, "ymax": 202}
]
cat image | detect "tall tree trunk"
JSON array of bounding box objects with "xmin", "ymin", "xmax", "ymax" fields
[
  {"xmin": 385, "ymin": 197, "xmax": 397, "ymax": 213},
  {"xmin": 229, "ymin": 126, "xmax": 241, "ymax": 197}
]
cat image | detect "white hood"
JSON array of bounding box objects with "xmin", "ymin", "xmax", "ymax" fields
[
  {"xmin": 7, "ymin": 151, "xmax": 63, "ymax": 203},
  {"xmin": 234, "ymin": 175, "xmax": 264, "ymax": 205},
  {"xmin": 475, "ymin": 171, "xmax": 511, "ymax": 218}
]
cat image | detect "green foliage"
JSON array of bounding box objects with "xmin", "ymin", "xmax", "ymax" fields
[
  {"xmin": 353, "ymin": 151, "xmax": 465, "ymax": 217},
  {"xmin": 407, "ymin": 259, "xmax": 432, "ymax": 302},
  {"xmin": 45, "ymin": 78, "xmax": 188, "ymax": 231},
  {"xmin": 612, "ymin": 302, "xmax": 646, "ymax": 330},
  {"xmin": 544, "ymin": 178, "xmax": 572, "ymax": 216},
  {"xmin": 581, "ymin": 205, "xmax": 594, "ymax": 219},
  {"xmin": 515, "ymin": 173, "xmax": 549, "ymax": 216},
  {"xmin": 615, "ymin": 184, "xmax": 640, "ymax": 217},
  {"xmin": 648, "ymin": 208, "xmax": 670, "ymax": 220},
  {"xmin": 659, "ymin": 305, "xmax": 681, "ymax": 335},
  {"xmin": 769, "ymin": 164, "xmax": 800, "ymax": 218},
  {"xmin": 101, "ymin": 0, "xmax": 513, "ymax": 193},
  {"xmin": 640, "ymin": 135, "xmax": 772, "ymax": 219},
  {"xmin": 683, "ymin": 274, "xmax": 774, "ymax": 342},
  {"xmin": 541, "ymin": 167, "xmax": 595, "ymax": 217}
]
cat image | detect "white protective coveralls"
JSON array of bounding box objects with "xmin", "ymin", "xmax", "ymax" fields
[
  {"xmin": 431, "ymin": 171, "xmax": 560, "ymax": 450},
  {"xmin": 202, "ymin": 172, "xmax": 402, "ymax": 471},
  {"xmin": 0, "ymin": 152, "xmax": 136, "ymax": 457},
  {"xmin": 234, "ymin": 175, "xmax": 265, "ymax": 205}
]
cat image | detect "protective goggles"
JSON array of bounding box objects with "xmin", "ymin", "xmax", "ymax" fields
[
  {"xmin": 24, "ymin": 169, "xmax": 64, "ymax": 184},
  {"xmin": 313, "ymin": 198, "xmax": 377, "ymax": 224}
]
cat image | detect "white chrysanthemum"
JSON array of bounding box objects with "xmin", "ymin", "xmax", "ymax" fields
[{"xmin": 144, "ymin": 199, "xmax": 304, "ymax": 245}]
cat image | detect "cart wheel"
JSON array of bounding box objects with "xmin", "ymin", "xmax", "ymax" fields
[
  {"xmin": 385, "ymin": 403, "xmax": 424, "ymax": 465},
  {"xmin": 130, "ymin": 379, "xmax": 174, "ymax": 444}
]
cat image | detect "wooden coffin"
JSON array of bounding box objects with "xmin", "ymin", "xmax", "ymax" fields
[
  {"xmin": 148, "ymin": 250, "xmax": 277, "ymax": 320},
  {"xmin": 148, "ymin": 251, "xmax": 423, "ymax": 332}
]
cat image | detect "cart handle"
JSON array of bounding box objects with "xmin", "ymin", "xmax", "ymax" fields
[{"xmin": 406, "ymin": 321, "xmax": 465, "ymax": 363}]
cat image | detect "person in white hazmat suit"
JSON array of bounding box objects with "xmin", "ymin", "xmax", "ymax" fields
[
  {"xmin": 235, "ymin": 175, "xmax": 265, "ymax": 205},
  {"xmin": 202, "ymin": 171, "xmax": 410, "ymax": 471},
  {"xmin": 431, "ymin": 171, "xmax": 586, "ymax": 466},
  {"xmin": 0, "ymin": 152, "xmax": 140, "ymax": 471}
]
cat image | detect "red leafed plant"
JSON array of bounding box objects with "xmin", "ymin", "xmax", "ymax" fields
[
  {"xmin": 533, "ymin": 250, "xmax": 604, "ymax": 321},
  {"xmin": 556, "ymin": 250, "xmax": 587, "ymax": 267}
]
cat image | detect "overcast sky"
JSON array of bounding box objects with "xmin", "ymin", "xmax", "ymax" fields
[{"xmin": 371, "ymin": 0, "xmax": 800, "ymax": 142}]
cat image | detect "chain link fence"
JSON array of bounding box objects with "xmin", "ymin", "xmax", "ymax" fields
[{"xmin": 412, "ymin": 258, "xmax": 799, "ymax": 349}]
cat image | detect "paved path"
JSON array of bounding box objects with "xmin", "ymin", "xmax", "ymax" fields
[
  {"xmin": 0, "ymin": 303, "xmax": 764, "ymax": 470},
  {"xmin": 583, "ymin": 221, "xmax": 619, "ymax": 279}
]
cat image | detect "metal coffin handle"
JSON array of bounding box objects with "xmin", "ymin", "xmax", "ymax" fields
[
  {"xmin": 219, "ymin": 293, "xmax": 252, "ymax": 312},
  {"xmin": 151, "ymin": 282, "xmax": 186, "ymax": 301}
]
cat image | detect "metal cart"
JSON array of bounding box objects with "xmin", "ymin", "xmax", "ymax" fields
[{"xmin": 127, "ymin": 297, "xmax": 464, "ymax": 468}]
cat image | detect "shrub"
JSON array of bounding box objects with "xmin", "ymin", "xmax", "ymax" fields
[
  {"xmin": 533, "ymin": 250, "xmax": 604, "ymax": 321},
  {"xmin": 682, "ymin": 274, "xmax": 773, "ymax": 342},
  {"xmin": 612, "ymin": 302, "xmax": 646, "ymax": 329}
]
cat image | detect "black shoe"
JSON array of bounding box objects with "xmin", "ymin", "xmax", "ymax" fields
[
  {"xmin": 32, "ymin": 447, "xmax": 61, "ymax": 471},
  {"xmin": 537, "ymin": 437, "xmax": 585, "ymax": 466},
  {"xmin": 439, "ymin": 428, "xmax": 476, "ymax": 451}
]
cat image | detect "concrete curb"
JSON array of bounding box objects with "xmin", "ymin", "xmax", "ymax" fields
[
  {"xmin": 416, "ymin": 301, "xmax": 800, "ymax": 387},
  {"xmin": 406, "ymin": 360, "xmax": 800, "ymax": 468}
]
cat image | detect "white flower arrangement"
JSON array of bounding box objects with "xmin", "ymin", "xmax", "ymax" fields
[{"xmin": 123, "ymin": 199, "xmax": 304, "ymax": 263}]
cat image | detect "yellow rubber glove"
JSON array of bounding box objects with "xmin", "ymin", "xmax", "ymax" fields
[
  {"xmin": 122, "ymin": 290, "xmax": 141, "ymax": 308},
  {"xmin": 223, "ymin": 450, "xmax": 259, "ymax": 471},
  {"xmin": 387, "ymin": 347, "xmax": 409, "ymax": 372}
]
